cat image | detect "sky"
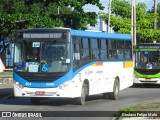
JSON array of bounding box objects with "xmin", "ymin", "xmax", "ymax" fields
[{"xmin": 83, "ymin": 0, "xmax": 160, "ymax": 31}]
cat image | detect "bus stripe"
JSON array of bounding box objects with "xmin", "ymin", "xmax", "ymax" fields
[{"xmin": 124, "ymin": 61, "xmax": 133, "ymax": 68}]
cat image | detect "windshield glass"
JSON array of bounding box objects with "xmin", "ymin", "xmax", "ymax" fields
[
  {"xmin": 14, "ymin": 41, "xmax": 70, "ymax": 73},
  {"xmin": 135, "ymin": 51, "xmax": 160, "ymax": 69}
]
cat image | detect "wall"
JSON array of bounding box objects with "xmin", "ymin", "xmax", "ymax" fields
[{"xmin": 0, "ymin": 75, "xmax": 13, "ymax": 88}]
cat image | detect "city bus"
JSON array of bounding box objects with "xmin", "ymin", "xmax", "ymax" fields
[
  {"xmin": 134, "ymin": 43, "xmax": 160, "ymax": 85},
  {"xmin": 13, "ymin": 28, "xmax": 133, "ymax": 105}
]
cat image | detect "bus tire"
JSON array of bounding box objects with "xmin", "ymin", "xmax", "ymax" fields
[
  {"xmin": 30, "ymin": 98, "xmax": 40, "ymax": 104},
  {"xmin": 108, "ymin": 78, "xmax": 119, "ymax": 100},
  {"xmin": 76, "ymin": 82, "xmax": 88, "ymax": 105}
]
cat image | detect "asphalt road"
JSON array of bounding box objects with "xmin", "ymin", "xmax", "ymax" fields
[{"xmin": 0, "ymin": 85, "xmax": 160, "ymax": 120}]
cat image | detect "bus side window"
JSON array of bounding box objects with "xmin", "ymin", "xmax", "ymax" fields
[
  {"xmin": 108, "ymin": 40, "xmax": 117, "ymax": 60},
  {"xmin": 108, "ymin": 50, "xmax": 117, "ymax": 59},
  {"xmin": 117, "ymin": 41, "xmax": 124, "ymax": 60},
  {"xmin": 90, "ymin": 38, "xmax": 99, "ymax": 59},
  {"xmin": 74, "ymin": 43, "xmax": 80, "ymax": 60},
  {"xmin": 73, "ymin": 41, "xmax": 81, "ymax": 70},
  {"xmin": 81, "ymin": 38, "xmax": 90, "ymax": 59},
  {"xmin": 100, "ymin": 39, "xmax": 107, "ymax": 60},
  {"xmin": 124, "ymin": 41, "xmax": 132, "ymax": 60}
]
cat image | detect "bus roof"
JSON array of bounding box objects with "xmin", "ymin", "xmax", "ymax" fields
[
  {"xmin": 16, "ymin": 28, "xmax": 132, "ymax": 41},
  {"xmin": 70, "ymin": 29, "xmax": 131, "ymax": 40}
]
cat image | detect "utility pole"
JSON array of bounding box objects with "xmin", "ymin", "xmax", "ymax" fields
[
  {"xmin": 154, "ymin": 0, "xmax": 157, "ymax": 30},
  {"xmin": 108, "ymin": 0, "xmax": 111, "ymax": 33},
  {"xmin": 131, "ymin": 0, "xmax": 136, "ymax": 45},
  {"xmin": 58, "ymin": 6, "xmax": 60, "ymax": 15}
]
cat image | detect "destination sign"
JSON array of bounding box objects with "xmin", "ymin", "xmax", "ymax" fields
[
  {"xmin": 20, "ymin": 33, "xmax": 66, "ymax": 39},
  {"xmin": 138, "ymin": 46, "xmax": 160, "ymax": 49},
  {"xmin": 137, "ymin": 44, "xmax": 160, "ymax": 49}
]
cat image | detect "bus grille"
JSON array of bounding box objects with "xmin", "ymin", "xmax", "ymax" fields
[
  {"xmin": 15, "ymin": 72, "xmax": 64, "ymax": 82},
  {"xmin": 134, "ymin": 68, "xmax": 160, "ymax": 75}
]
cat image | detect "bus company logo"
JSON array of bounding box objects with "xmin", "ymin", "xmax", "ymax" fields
[
  {"xmin": 46, "ymin": 83, "xmax": 54, "ymax": 86},
  {"xmin": 2, "ymin": 112, "xmax": 11, "ymax": 117},
  {"xmin": 37, "ymin": 83, "xmax": 43, "ymax": 86},
  {"xmin": 96, "ymin": 70, "xmax": 103, "ymax": 74},
  {"xmin": 85, "ymin": 70, "xmax": 93, "ymax": 75},
  {"xmin": 25, "ymin": 82, "xmax": 31, "ymax": 86}
]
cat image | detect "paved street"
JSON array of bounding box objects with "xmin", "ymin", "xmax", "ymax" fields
[{"xmin": 0, "ymin": 85, "xmax": 160, "ymax": 120}]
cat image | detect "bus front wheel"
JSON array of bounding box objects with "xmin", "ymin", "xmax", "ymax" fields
[
  {"xmin": 108, "ymin": 78, "xmax": 119, "ymax": 100},
  {"xmin": 76, "ymin": 83, "xmax": 88, "ymax": 105}
]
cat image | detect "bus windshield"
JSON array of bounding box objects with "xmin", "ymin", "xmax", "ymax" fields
[
  {"xmin": 14, "ymin": 41, "xmax": 70, "ymax": 73},
  {"xmin": 135, "ymin": 51, "xmax": 160, "ymax": 69}
]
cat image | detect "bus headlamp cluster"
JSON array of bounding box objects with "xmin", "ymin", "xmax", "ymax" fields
[
  {"xmin": 59, "ymin": 80, "xmax": 71, "ymax": 89},
  {"xmin": 13, "ymin": 80, "xmax": 24, "ymax": 89}
]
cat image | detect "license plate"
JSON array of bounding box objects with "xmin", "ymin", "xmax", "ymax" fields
[
  {"xmin": 145, "ymin": 78, "xmax": 151, "ymax": 81},
  {"xmin": 35, "ymin": 91, "xmax": 45, "ymax": 95}
]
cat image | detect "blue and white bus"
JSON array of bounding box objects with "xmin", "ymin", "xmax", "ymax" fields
[{"xmin": 13, "ymin": 28, "xmax": 133, "ymax": 105}]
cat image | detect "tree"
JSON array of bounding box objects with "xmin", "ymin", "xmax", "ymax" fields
[
  {"xmin": 148, "ymin": 3, "xmax": 160, "ymax": 29},
  {"xmin": 99, "ymin": 0, "xmax": 159, "ymax": 43},
  {"xmin": 0, "ymin": 0, "xmax": 104, "ymax": 57}
]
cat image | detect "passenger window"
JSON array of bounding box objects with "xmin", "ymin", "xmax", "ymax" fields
[
  {"xmin": 124, "ymin": 41, "xmax": 132, "ymax": 60},
  {"xmin": 117, "ymin": 40, "xmax": 124, "ymax": 60},
  {"xmin": 82, "ymin": 38, "xmax": 90, "ymax": 59},
  {"xmin": 111, "ymin": 40, "xmax": 117, "ymax": 49},
  {"xmin": 100, "ymin": 39, "xmax": 108, "ymax": 60},
  {"xmin": 108, "ymin": 40, "xmax": 117, "ymax": 60},
  {"xmin": 90, "ymin": 39, "xmax": 99, "ymax": 59}
]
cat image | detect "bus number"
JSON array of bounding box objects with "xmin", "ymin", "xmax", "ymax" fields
[
  {"xmin": 25, "ymin": 82, "xmax": 31, "ymax": 86},
  {"xmin": 46, "ymin": 83, "xmax": 54, "ymax": 86}
]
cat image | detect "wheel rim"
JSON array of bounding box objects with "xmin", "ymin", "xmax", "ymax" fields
[
  {"xmin": 114, "ymin": 83, "xmax": 119, "ymax": 97},
  {"xmin": 81, "ymin": 86, "xmax": 86, "ymax": 105}
]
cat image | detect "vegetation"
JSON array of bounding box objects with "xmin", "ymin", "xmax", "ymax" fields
[
  {"xmin": 0, "ymin": 71, "xmax": 13, "ymax": 75},
  {"xmin": 99, "ymin": 0, "xmax": 160, "ymax": 43},
  {"xmin": 0, "ymin": 0, "xmax": 104, "ymax": 67},
  {"xmin": 118, "ymin": 101, "xmax": 160, "ymax": 119},
  {"xmin": 1, "ymin": 0, "xmax": 160, "ymax": 57},
  {"xmin": 120, "ymin": 103, "xmax": 160, "ymax": 111},
  {"xmin": 0, "ymin": 0, "xmax": 104, "ymax": 55}
]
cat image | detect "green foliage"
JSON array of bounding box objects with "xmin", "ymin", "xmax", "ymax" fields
[
  {"xmin": 0, "ymin": 0, "xmax": 104, "ymax": 53},
  {"xmin": 99, "ymin": 0, "xmax": 159, "ymax": 43},
  {"xmin": 111, "ymin": 0, "xmax": 131, "ymax": 18},
  {"xmin": 136, "ymin": 2, "xmax": 147, "ymax": 20},
  {"xmin": 137, "ymin": 29, "xmax": 160, "ymax": 42},
  {"xmin": 148, "ymin": 3, "xmax": 160, "ymax": 30}
]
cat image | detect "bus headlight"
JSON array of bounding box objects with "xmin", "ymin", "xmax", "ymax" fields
[
  {"xmin": 133, "ymin": 75, "xmax": 138, "ymax": 78},
  {"xmin": 59, "ymin": 80, "xmax": 71, "ymax": 89},
  {"xmin": 13, "ymin": 80, "xmax": 24, "ymax": 89}
]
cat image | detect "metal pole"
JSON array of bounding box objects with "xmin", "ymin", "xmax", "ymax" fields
[
  {"xmin": 131, "ymin": 0, "xmax": 136, "ymax": 45},
  {"xmin": 131, "ymin": 0, "xmax": 133, "ymax": 39},
  {"xmin": 108, "ymin": 0, "xmax": 111, "ymax": 33},
  {"xmin": 58, "ymin": 6, "xmax": 60, "ymax": 15},
  {"xmin": 154, "ymin": 0, "xmax": 157, "ymax": 30}
]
